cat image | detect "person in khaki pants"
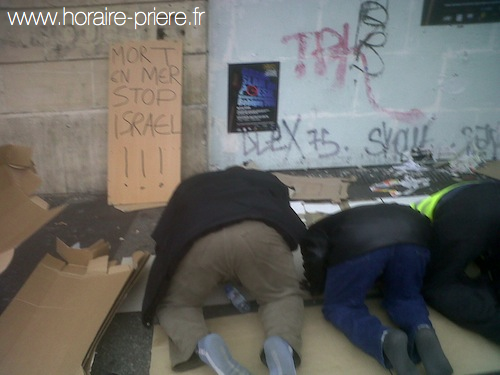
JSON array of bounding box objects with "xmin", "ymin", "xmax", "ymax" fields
[{"xmin": 142, "ymin": 166, "xmax": 307, "ymax": 375}]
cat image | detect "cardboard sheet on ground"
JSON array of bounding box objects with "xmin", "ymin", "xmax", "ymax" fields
[
  {"xmin": 0, "ymin": 144, "xmax": 66, "ymax": 273},
  {"xmin": 150, "ymin": 301, "xmax": 500, "ymax": 375},
  {"xmin": 107, "ymin": 40, "xmax": 183, "ymax": 210},
  {"xmin": 0, "ymin": 239, "xmax": 150, "ymax": 375},
  {"xmin": 475, "ymin": 161, "xmax": 500, "ymax": 181},
  {"xmin": 273, "ymin": 173, "xmax": 351, "ymax": 203}
]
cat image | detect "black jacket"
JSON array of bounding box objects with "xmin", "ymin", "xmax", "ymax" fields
[
  {"xmin": 300, "ymin": 204, "xmax": 431, "ymax": 296},
  {"xmin": 141, "ymin": 167, "xmax": 307, "ymax": 325},
  {"xmin": 420, "ymin": 181, "xmax": 500, "ymax": 344},
  {"xmin": 424, "ymin": 181, "xmax": 500, "ymax": 284}
]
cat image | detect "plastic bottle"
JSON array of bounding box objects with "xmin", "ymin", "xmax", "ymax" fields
[{"xmin": 224, "ymin": 284, "xmax": 251, "ymax": 313}]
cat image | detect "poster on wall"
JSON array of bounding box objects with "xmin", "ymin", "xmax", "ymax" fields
[
  {"xmin": 228, "ymin": 62, "xmax": 280, "ymax": 133},
  {"xmin": 107, "ymin": 40, "xmax": 183, "ymax": 210}
]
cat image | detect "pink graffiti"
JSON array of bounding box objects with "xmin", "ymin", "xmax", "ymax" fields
[
  {"xmin": 358, "ymin": 53, "xmax": 425, "ymax": 123},
  {"xmin": 282, "ymin": 25, "xmax": 350, "ymax": 87},
  {"xmin": 282, "ymin": 33, "xmax": 308, "ymax": 77},
  {"xmin": 281, "ymin": 25, "xmax": 425, "ymax": 124}
]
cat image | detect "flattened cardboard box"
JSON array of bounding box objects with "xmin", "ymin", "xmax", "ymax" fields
[
  {"xmin": 0, "ymin": 238, "xmax": 150, "ymax": 375},
  {"xmin": 475, "ymin": 160, "xmax": 500, "ymax": 181},
  {"xmin": 273, "ymin": 172, "xmax": 352, "ymax": 202},
  {"xmin": 0, "ymin": 144, "xmax": 66, "ymax": 272}
]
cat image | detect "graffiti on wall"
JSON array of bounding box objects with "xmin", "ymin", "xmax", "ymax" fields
[
  {"xmin": 243, "ymin": 116, "xmax": 305, "ymax": 159},
  {"xmin": 242, "ymin": 1, "xmax": 428, "ymax": 163},
  {"xmin": 281, "ymin": 1, "xmax": 425, "ymax": 124},
  {"xmin": 365, "ymin": 121, "xmax": 433, "ymax": 157},
  {"xmin": 242, "ymin": 114, "xmax": 435, "ymax": 162},
  {"xmin": 243, "ymin": 115, "xmax": 342, "ymax": 160},
  {"xmin": 461, "ymin": 123, "xmax": 500, "ymax": 159},
  {"xmin": 242, "ymin": 116, "xmax": 500, "ymax": 163}
]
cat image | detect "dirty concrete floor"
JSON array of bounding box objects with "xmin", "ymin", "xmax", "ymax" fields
[{"xmin": 0, "ymin": 165, "xmax": 489, "ymax": 375}]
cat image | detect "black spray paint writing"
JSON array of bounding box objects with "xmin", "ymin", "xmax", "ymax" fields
[
  {"xmin": 281, "ymin": 1, "xmax": 425, "ymax": 123},
  {"xmin": 243, "ymin": 117, "xmax": 303, "ymax": 158},
  {"xmin": 462, "ymin": 123, "xmax": 500, "ymax": 159},
  {"xmin": 308, "ymin": 128, "xmax": 341, "ymax": 158},
  {"xmin": 243, "ymin": 116, "xmax": 341, "ymax": 159},
  {"xmin": 353, "ymin": 0, "xmax": 388, "ymax": 77},
  {"xmin": 365, "ymin": 122, "xmax": 432, "ymax": 156}
]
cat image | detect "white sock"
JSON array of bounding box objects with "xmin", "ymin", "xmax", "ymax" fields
[
  {"xmin": 263, "ymin": 336, "xmax": 297, "ymax": 375},
  {"xmin": 197, "ymin": 333, "xmax": 252, "ymax": 375}
]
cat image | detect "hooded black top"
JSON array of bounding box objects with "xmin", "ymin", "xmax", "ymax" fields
[
  {"xmin": 141, "ymin": 167, "xmax": 307, "ymax": 325},
  {"xmin": 300, "ymin": 203, "xmax": 431, "ymax": 296}
]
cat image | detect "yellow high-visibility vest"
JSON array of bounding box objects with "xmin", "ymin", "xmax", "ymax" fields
[{"xmin": 411, "ymin": 181, "xmax": 480, "ymax": 221}]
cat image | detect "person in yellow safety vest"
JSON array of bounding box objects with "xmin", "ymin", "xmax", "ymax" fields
[{"xmin": 412, "ymin": 180, "xmax": 500, "ymax": 345}]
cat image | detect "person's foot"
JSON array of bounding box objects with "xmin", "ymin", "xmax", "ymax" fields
[
  {"xmin": 263, "ymin": 336, "xmax": 297, "ymax": 375},
  {"xmin": 197, "ymin": 333, "xmax": 252, "ymax": 375},
  {"xmin": 382, "ymin": 329, "xmax": 419, "ymax": 375},
  {"xmin": 415, "ymin": 327, "xmax": 453, "ymax": 375}
]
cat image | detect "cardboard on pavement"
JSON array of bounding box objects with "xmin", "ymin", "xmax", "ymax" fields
[
  {"xmin": 0, "ymin": 144, "xmax": 66, "ymax": 273},
  {"xmin": 475, "ymin": 160, "xmax": 500, "ymax": 181},
  {"xmin": 0, "ymin": 238, "xmax": 150, "ymax": 375},
  {"xmin": 273, "ymin": 172, "xmax": 352, "ymax": 202}
]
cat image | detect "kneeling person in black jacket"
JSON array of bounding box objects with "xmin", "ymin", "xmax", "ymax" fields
[
  {"xmin": 413, "ymin": 181, "xmax": 500, "ymax": 344},
  {"xmin": 142, "ymin": 166, "xmax": 307, "ymax": 375},
  {"xmin": 300, "ymin": 204, "xmax": 452, "ymax": 375}
]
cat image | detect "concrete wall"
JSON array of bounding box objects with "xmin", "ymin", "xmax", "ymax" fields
[
  {"xmin": 1, "ymin": 0, "xmax": 499, "ymax": 194},
  {"xmin": 208, "ymin": 0, "xmax": 500, "ymax": 171},
  {"xmin": 0, "ymin": 0, "xmax": 208, "ymax": 194}
]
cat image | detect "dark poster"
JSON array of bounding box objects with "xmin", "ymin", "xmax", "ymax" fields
[
  {"xmin": 421, "ymin": 0, "xmax": 500, "ymax": 25},
  {"xmin": 228, "ymin": 62, "xmax": 280, "ymax": 133}
]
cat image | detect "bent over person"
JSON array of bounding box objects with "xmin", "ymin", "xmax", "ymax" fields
[
  {"xmin": 142, "ymin": 166, "xmax": 307, "ymax": 375},
  {"xmin": 413, "ymin": 180, "xmax": 500, "ymax": 344},
  {"xmin": 300, "ymin": 204, "xmax": 452, "ymax": 375}
]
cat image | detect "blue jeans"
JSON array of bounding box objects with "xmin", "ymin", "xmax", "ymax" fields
[{"xmin": 322, "ymin": 244, "xmax": 432, "ymax": 367}]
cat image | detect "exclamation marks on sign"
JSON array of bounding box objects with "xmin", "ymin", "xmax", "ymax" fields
[
  {"xmin": 124, "ymin": 146, "xmax": 129, "ymax": 179},
  {"xmin": 122, "ymin": 146, "xmax": 167, "ymax": 187},
  {"xmin": 159, "ymin": 146, "xmax": 164, "ymax": 175},
  {"xmin": 141, "ymin": 149, "xmax": 146, "ymax": 178}
]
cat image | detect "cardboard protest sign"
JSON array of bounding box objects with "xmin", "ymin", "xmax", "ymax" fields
[{"xmin": 107, "ymin": 40, "xmax": 183, "ymax": 208}]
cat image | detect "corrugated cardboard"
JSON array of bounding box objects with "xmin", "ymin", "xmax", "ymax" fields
[
  {"xmin": 475, "ymin": 160, "xmax": 500, "ymax": 181},
  {"xmin": 107, "ymin": 40, "xmax": 183, "ymax": 209},
  {"xmin": 0, "ymin": 144, "xmax": 66, "ymax": 273},
  {"xmin": 0, "ymin": 239, "xmax": 150, "ymax": 375},
  {"xmin": 56, "ymin": 237, "xmax": 110, "ymax": 266},
  {"xmin": 150, "ymin": 303, "xmax": 500, "ymax": 375},
  {"xmin": 273, "ymin": 172, "xmax": 352, "ymax": 202}
]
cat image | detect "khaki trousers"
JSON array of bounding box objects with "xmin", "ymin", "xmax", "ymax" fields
[{"xmin": 156, "ymin": 220, "xmax": 304, "ymax": 371}]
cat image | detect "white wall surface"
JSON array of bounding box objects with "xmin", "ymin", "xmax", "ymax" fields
[{"xmin": 208, "ymin": 0, "xmax": 500, "ymax": 170}]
